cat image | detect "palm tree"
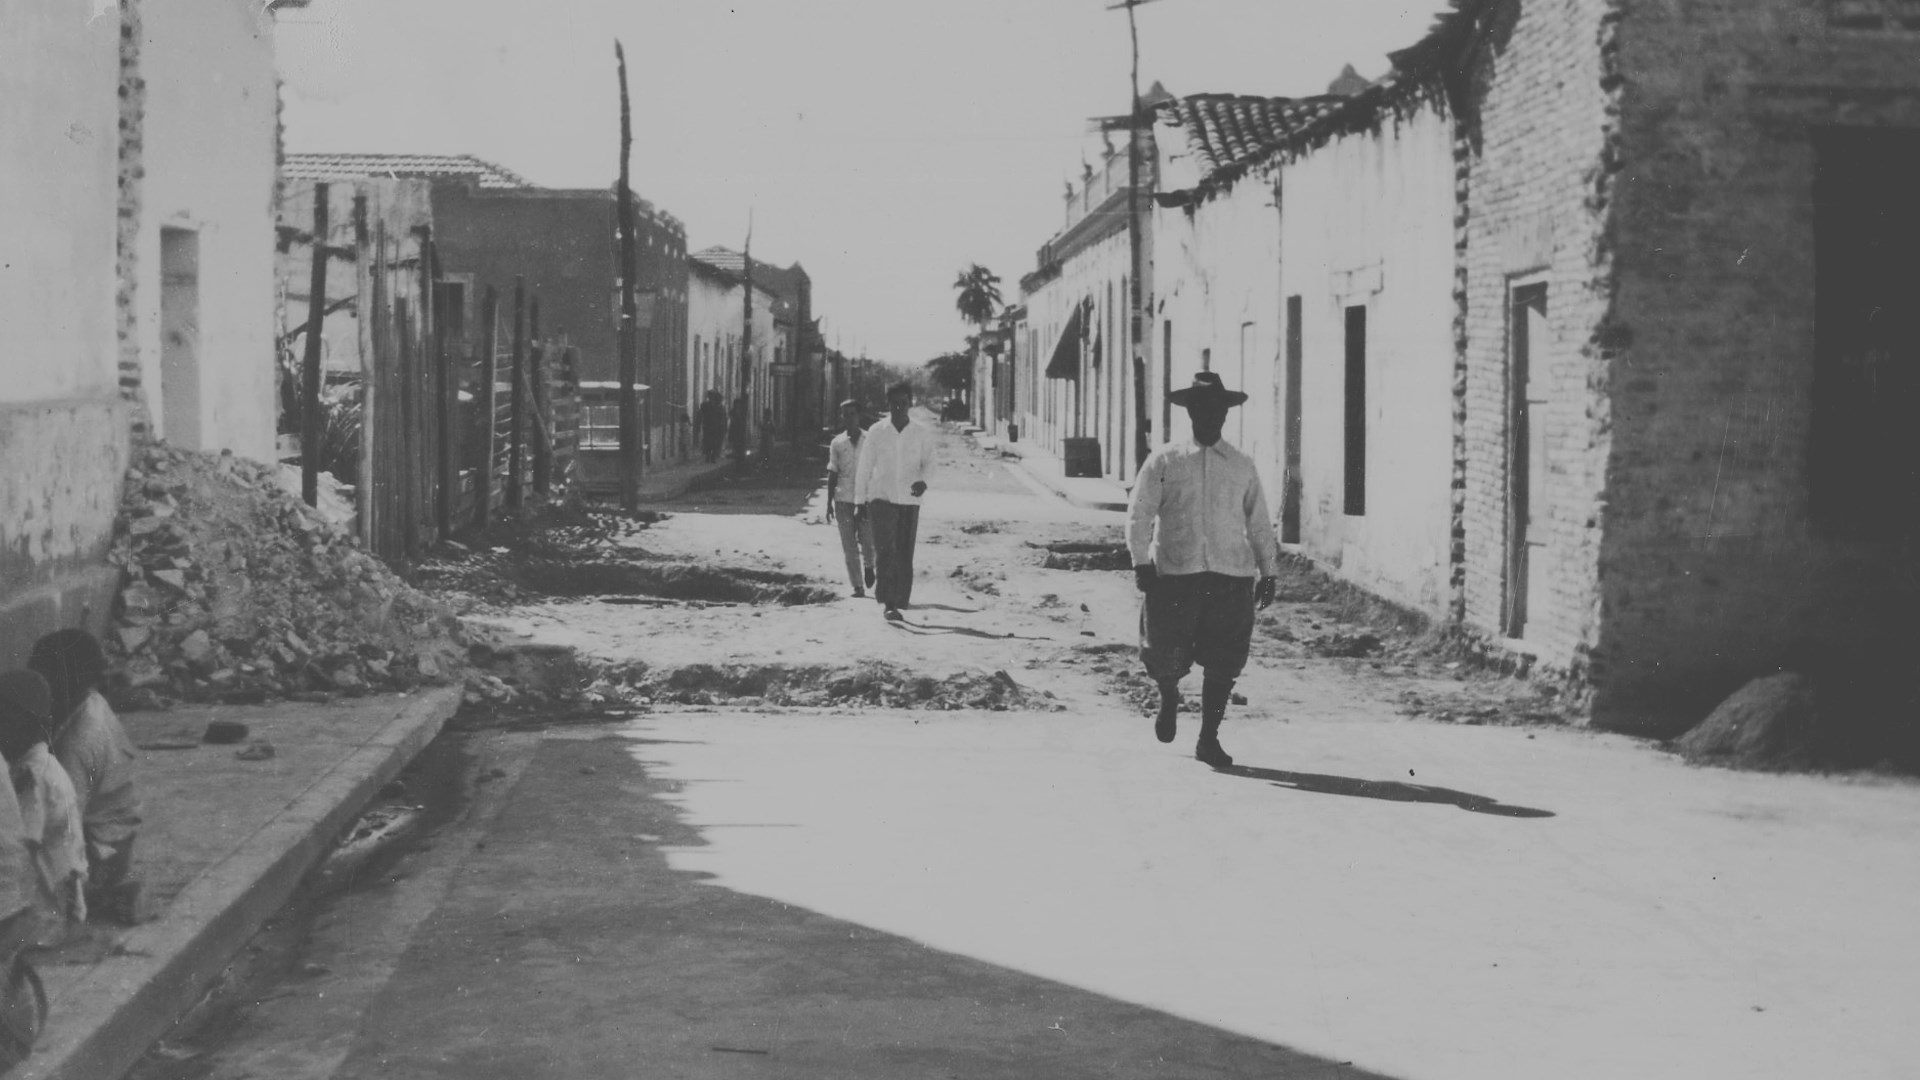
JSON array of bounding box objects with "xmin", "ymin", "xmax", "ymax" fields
[
  {"xmin": 953, "ymin": 264, "xmax": 1003, "ymax": 330},
  {"xmin": 952, "ymin": 265, "xmax": 1002, "ymax": 412}
]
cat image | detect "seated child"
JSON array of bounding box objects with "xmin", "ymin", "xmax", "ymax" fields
[
  {"xmin": 0, "ymin": 775, "xmax": 46, "ymax": 1072},
  {"xmin": 28, "ymin": 631, "xmax": 141, "ymax": 925},
  {"xmin": 0, "ymin": 671, "xmax": 86, "ymax": 934}
]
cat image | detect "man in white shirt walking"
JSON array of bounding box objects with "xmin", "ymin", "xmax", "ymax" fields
[
  {"xmin": 854, "ymin": 382, "xmax": 937, "ymax": 622},
  {"xmin": 1128, "ymin": 372, "xmax": 1280, "ymax": 768},
  {"xmin": 825, "ymin": 400, "xmax": 876, "ymax": 598}
]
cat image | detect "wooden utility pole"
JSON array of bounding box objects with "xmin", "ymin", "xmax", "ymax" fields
[
  {"xmin": 1109, "ymin": 0, "xmax": 1161, "ymax": 468},
  {"xmin": 737, "ymin": 215, "xmax": 753, "ymax": 463},
  {"xmin": 300, "ymin": 183, "xmax": 329, "ymax": 507},
  {"xmin": 615, "ymin": 40, "xmax": 642, "ymax": 512}
]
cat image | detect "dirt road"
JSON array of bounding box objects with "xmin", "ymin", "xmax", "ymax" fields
[{"xmin": 125, "ymin": 419, "xmax": 1920, "ymax": 1080}]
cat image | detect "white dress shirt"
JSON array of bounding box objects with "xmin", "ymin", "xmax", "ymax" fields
[
  {"xmin": 853, "ymin": 416, "xmax": 936, "ymax": 505},
  {"xmin": 827, "ymin": 431, "xmax": 864, "ymax": 499},
  {"xmin": 1127, "ymin": 437, "xmax": 1280, "ymax": 578}
]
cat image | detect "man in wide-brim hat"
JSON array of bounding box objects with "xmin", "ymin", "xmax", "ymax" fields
[{"xmin": 1126, "ymin": 371, "xmax": 1280, "ymax": 769}]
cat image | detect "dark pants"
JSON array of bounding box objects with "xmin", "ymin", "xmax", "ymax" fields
[
  {"xmin": 869, "ymin": 500, "xmax": 920, "ymax": 608},
  {"xmin": 1139, "ymin": 571, "xmax": 1257, "ymax": 681}
]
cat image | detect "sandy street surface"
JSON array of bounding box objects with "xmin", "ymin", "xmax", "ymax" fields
[{"xmin": 142, "ymin": 417, "xmax": 1920, "ymax": 1080}]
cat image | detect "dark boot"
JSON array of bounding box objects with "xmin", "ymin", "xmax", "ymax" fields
[
  {"xmin": 1196, "ymin": 677, "xmax": 1235, "ymax": 769},
  {"xmin": 1153, "ymin": 679, "xmax": 1181, "ymax": 743}
]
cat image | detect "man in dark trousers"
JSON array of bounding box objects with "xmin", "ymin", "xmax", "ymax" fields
[
  {"xmin": 728, "ymin": 394, "xmax": 749, "ymax": 463},
  {"xmin": 696, "ymin": 390, "xmax": 727, "ymax": 463},
  {"xmin": 854, "ymin": 382, "xmax": 935, "ymax": 622},
  {"xmin": 1128, "ymin": 371, "xmax": 1280, "ymax": 768}
]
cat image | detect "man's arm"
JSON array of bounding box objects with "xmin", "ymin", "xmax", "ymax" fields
[
  {"xmin": 852, "ymin": 426, "xmax": 875, "ymax": 506},
  {"xmin": 1244, "ymin": 469, "xmax": 1281, "ymax": 608},
  {"xmin": 1128, "ymin": 453, "xmax": 1161, "ymax": 591},
  {"xmin": 910, "ymin": 426, "xmax": 934, "ymax": 497}
]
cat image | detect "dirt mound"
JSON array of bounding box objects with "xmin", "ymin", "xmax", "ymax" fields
[
  {"xmin": 414, "ymin": 510, "xmax": 835, "ymax": 608},
  {"xmin": 104, "ymin": 443, "xmax": 468, "ymax": 708},
  {"xmin": 1674, "ymin": 672, "xmax": 1821, "ymax": 770},
  {"xmin": 597, "ymin": 660, "xmax": 1061, "ymax": 712}
]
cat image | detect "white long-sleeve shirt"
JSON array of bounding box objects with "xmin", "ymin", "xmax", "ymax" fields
[
  {"xmin": 853, "ymin": 417, "xmax": 936, "ymax": 505},
  {"xmin": 11, "ymin": 743, "xmax": 86, "ymax": 924},
  {"xmin": 1127, "ymin": 437, "xmax": 1280, "ymax": 579}
]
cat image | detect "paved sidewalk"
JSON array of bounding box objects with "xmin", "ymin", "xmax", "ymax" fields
[
  {"xmin": 12, "ymin": 685, "xmax": 462, "ymax": 1080},
  {"xmin": 964, "ymin": 429, "xmax": 1129, "ymax": 512}
]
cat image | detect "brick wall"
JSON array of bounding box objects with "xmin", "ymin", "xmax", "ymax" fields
[
  {"xmin": 1591, "ymin": 0, "xmax": 1920, "ymax": 727},
  {"xmin": 1459, "ymin": 0, "xmax": 1622, "ymax": 690}
]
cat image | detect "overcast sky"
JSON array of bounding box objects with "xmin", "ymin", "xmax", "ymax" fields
[{"xmin": 277, "ymin": 0, "xmax": 1441, "ymax": 365}]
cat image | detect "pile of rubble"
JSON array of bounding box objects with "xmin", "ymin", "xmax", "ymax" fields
[{"xmin": 104, "ymin": 443, "xmax": 470, "ymax": 709}]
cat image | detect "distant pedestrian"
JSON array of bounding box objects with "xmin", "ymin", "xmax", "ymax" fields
[
  {"xmin": 759, "ymin": 406, "xmax": 775, "ymax": 466},
  {"xmin": 697, "ymin": 390, "xmax": 727, "ymax": 464},
  {"xmin": 854, "ymin": 382, "xmax": 936, "ymax": 622},
  {"xmin": 1128, "ymin": 372, "xmax": 1280, "ymax": 769},
  {"xmin": 826, "ymin": 399, "xmax": 876, "ymax": 598},
  {"xmin": 728, "ymin": 394, "xmax": 749, "ymax": 463},
  {"xmin": 29, "ymin": 630, "xmax": 142, "ymax": 925},
  {"xmin": 0, "ymin": 671, "xmax": 86, "ymax": 932}
]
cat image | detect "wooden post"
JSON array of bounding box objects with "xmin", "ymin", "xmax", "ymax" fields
[
  {"xmin": 531, "ymin": 296, "xmax": 552, "ymax": 497},
  {"xmin": 395, "ymin": 296, "xmax": 418, "ymax": 559},
  {"xmin": 509, "ymin": 275, "xmax": 527, "ymax": 512},
  {"xmin": 300, "ymin": 183, "xmax": 329, "ymax": 507},
  {"xmin": 430, "ymin": 239, "xmax": 455, "ymax": 539},
  {"xmin": 615, "ymin": 40, "xmax": 641, "ymax": 512},
  {"xmin": 475, "ymin": 285, "xmax": 498, "ymax": 529}
]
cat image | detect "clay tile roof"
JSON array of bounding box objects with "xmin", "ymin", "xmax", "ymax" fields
[
  {"xmin": 282, "ymin": 153, "xmax": 535, "ymax": 189},
  {"xmin": 1160, "ymin": 94, "xmax": 1348, "ymax": 179}
]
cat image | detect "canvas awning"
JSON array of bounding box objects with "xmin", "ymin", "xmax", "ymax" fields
[{"xmin": 1044, "ymin": 301, "xmax": 1086, "ymax": 380}]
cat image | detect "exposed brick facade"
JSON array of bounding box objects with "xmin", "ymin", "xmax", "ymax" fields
[
  {"xmin": 1456, "ymin": 0, "xmax": 1920, "ymax": 730},
  {"xmin": 116, "ymin": 0, "xmax": 149, "ymax": 437},
  {"xmin": 1458, "ymin": 0, "xmax": 1621, "ymax": 696},
  {"xmin": 1589, "ymin": 0, "xmax": 1920, "ymax": 726}
]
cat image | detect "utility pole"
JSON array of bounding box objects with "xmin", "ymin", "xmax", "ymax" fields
[
  {"xmin": 737, "ymin": 214, "xmax": 753, "ymax": 463},
  {"xmin": 1108, "ymin": 0, "xmax": 1161, "ymax": 468},
  {"xmin": 615, "ymin": 40, "xmax": 641, "ymax": 512}
]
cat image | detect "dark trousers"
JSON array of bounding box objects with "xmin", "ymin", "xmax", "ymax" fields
[
  {"xmin": 1139, "ymin": 571, "xmax": 1257, "ymax": 681},
  {"xmin": 869, "ymin": 500, "xmax": 921, "ymax": 608}
]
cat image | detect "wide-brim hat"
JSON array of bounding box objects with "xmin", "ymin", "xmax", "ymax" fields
[{"xmin": 1168, "ymin": 371, "xmax": 1249, "ymax": 407}]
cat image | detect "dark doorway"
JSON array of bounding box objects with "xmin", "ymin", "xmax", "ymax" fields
[
  {"xmin": 1812, "ymin": 128, "xmax": 1920, "ymax": 540},
  {"xmin": 1504, "ymin": 282, "xmax": 1549, "ymax": 640},
  {"xmin": 1282, "ymin": 296, "xmax": 1303, "ymax": 543},
  {"xmin": 1343, "ymin": 305, "xmax": 1367, "ymax": 516}
]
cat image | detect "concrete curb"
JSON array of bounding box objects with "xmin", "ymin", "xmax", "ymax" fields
[{"xmin": 13, "ymin": 684, "xmax": 464, "ymax": 1080}]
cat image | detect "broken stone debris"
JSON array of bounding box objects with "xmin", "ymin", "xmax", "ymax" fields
[{"xmin": 104, "ymin": 443, "xmax": 472, "ymax": 709}]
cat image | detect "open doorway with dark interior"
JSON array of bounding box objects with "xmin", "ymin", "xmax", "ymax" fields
[{"xmin": 1812, "ymin": 127, "xmax": 1920, "ymax": 542}]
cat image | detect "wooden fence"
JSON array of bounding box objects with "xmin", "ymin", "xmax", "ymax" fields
[{"xmin": 281, "ymin": 181, "xmax": 585, "ymax": 564}]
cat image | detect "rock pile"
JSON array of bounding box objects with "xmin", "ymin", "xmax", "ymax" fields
[{"xmin": 105, "ymin": 443, "xmax": 469, "ymax": 709}]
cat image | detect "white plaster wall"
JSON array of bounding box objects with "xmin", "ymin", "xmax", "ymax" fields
[
  {"xmin": 685, "ymin": 275, "xmax": 775, "ymax": 415},
  {"xmin": 134, "ymin": 0, "xmax": 279, "ymax": 461},
  {"xmin": 1153, "ymin": 177, "xmax": 1284, "ymax": 509},
  {"xmin": 1278, "ymin": 104, "xmax": 1457, "ymax": 614},
  {"xmin": 1058, "ymin": 230, "xmax": 1138, "ymax": 482},
  {"xmin": 0, "ymin": 0, "xmax": 120, "ymax": 404},
  {"xmin": 687, "ymin": 274, "xmax": 737, "ymax": 410}
]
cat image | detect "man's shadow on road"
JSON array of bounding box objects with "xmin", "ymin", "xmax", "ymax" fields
[
  {"xmin": 889, "ymin": 614, "xmax": 1048, "ymax": 641},
  {"xmin": 1216, "ymin": 764, "xmax": 1555, "ymax": 818}
]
